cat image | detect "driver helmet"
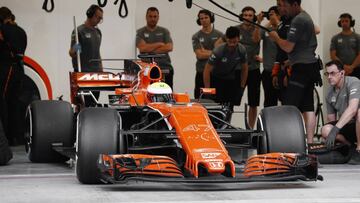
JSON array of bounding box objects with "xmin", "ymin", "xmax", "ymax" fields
[{"xmin": 147, "ymin": 82, "xmax": 174, "ymax": 103}]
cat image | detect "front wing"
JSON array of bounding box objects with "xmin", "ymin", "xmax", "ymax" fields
[{"xmin": 98, "ymin": 153, "xmax": 322, "ymax": 184}]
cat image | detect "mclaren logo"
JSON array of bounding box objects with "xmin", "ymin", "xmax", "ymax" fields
[{"xmin": 79, "ymin": 73, "xmax": 120, "ymax": 81}]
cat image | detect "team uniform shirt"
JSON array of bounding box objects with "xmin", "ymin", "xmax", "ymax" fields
[
  {"xmin": 287, "ymin": 11, "xmax": 317, "ymax": 65},
  {"xmin": 192, "ymin": 29, "xmax": 223, "ymax": 72},
  {"xmin": 236, "ymin": 24, "xmax": 260, "ymax": 71},
  {"xmin": 276, "ymin": 16, "xmax": 291, "ymax": 63},
  {"xmin": 326, "ymin": 76, "xmax": 360, "ymax": 118},
  {"xmin": 261, "ymin": 27, "xmax": 278, "ymax": 72},
  {"xmin": 136, "ymin": 26, "xmax": 173, "ymax": 69},
  {"xmin": 208, "ymin": 43, "xmax": 247, "ymax": 80},
  {"xmin": 71, "ymin": 24, "xmax": 102, "ymax": 72},
  {"xmin": 330, "ymin": 32, "xmax": 360, "ymax": 65}
]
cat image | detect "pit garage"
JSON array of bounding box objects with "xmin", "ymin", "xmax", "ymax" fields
[{"xmin": 1, "ymin": 0, "xmax": 360, "ymax": 202}]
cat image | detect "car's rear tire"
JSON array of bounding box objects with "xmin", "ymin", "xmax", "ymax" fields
[
  {"xmin": 76, "ymin": 108, "xmax": 123, "ymax": 184},
  {"xmin": 25, "ymin": 100, "xmax": 74, "ymax": 162},
  {"xmin": 257, "ymin": 105, "xmax": 307, "ymax": 154}
]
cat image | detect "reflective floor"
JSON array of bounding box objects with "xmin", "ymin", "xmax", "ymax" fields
[{"xmin": 1, "ymin": 146, "xmax": 360, "ymax": 203}]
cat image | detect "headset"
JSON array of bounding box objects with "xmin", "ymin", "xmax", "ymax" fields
[
  {"xmin": 196, "ymin": 9, "xmax": 215, "ymax": 26},
  {"xmin": 86, "ymin": 4, "xmax": 100, "ymax": 18},
  {"xmin": 338, "ymin": 13, "xmax": 355, "ymax": 28},
  {"xmin": 239, "ymin": 6, "xmax": 257, "ymax": 23}
]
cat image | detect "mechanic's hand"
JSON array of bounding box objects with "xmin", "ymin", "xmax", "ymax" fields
[
  {"xmin": 257, "ymin": 12, "xmax": 264, "ymax": 23},
  {"xmin": 326, "ymin": 126, "xmax": 340, "ymax": 149},
  {"xmin": 272, "ymin": 76, "xmax": 279, "ymax": 89},
  {"xmin": 268, "ymin": 31, "xmax": 279, "ymax": 42},
  {"xmin": 283, "ymin": 75, "xmax": 288, "ymax": 87},
  {"xmin": 255, "ymin": 55, "xmax": 263, "ymax": 63},
  {"xmin": 72, "ymin": 43, "xmax": 82, "ymax": 53}
]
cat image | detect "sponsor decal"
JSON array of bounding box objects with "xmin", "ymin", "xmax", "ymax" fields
[
  {"xmin": 209, "ymin": 162, "xmax": 224, "ymax": 169},
  {"xmin": 79, "ymin": 73, "xmax": 120, "ymax": 81},
  {"xmin": 201, "ymin": 152, "xmax": 221, "ymax": 159},
  {"xmin": 183, "ymin": 124, "xmax": 200, "ymax": 132}
]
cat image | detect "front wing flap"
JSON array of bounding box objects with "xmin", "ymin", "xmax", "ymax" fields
[{"xmin": 98, "ymin": 153, "xmax": 321, "ymax": 184}]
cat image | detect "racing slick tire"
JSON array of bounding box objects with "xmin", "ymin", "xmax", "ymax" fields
[
  {"xmin": 76, "ymin": 108, "xmax": 124, "ymax": 184},
  {"xmin": 25, "ymin": 100, "xmax": 74, "ymax": 162},
  {"xmin": 257, "ymin": 105, "xmax": 306, "ymax": 154}
]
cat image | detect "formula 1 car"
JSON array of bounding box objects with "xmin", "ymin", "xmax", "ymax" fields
[{"xmin": 25, "ymin": 54, "xmax": 321, "ymax": 184}]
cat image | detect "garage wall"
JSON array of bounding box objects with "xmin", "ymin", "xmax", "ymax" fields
[
  {"xmin": 2, "ymin": 0, "xmax": 360, "ymax": 124},
  {"xmin": 1, "ymin": 0, "xmax": 138, "ymax": 100}
]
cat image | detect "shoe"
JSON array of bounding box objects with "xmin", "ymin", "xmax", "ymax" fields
[{"xmin": 348, "ymin": 150, "xmax": 360, "ymax": 165}]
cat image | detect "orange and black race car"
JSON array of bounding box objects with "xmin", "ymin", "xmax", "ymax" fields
[{"xmin": 25, "ymin": 54, "xmax": 321, "ymax": 184}]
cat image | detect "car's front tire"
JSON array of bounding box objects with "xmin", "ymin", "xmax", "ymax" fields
[{"xmin": 76, "ymin": 108, "xmax": 121, "ymax": 184}]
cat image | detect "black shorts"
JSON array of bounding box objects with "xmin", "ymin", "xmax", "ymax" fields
[
  {"xmin": 261, "ymin": 70, "xmax": 279, "ymax": 107},
  {"xmin": 246, "ymin": 69, "xmax": 261, "ymax": 107},
  {"xmin": 327, "ymin": 120, "xmax": 357, "ymax": 144},
  {"xmin": 283, "ymin": 63, "xmax": 317, "ymax": 112},
  {"xmin": 211, "ymin": 75, "xmax": 242, "ymax": 106}
]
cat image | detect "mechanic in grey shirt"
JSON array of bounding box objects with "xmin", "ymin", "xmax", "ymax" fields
[
  {"xmin": 322, "ymin": 60, "xmax": 360, "ymax": 164},
  {"xmin": 330, "ymin": 13, "xmax": 360, "ymax": 79},
  {"xmin": 203, "ymin": 26, "xmax": 248, "ymax": 110},
  {"xmin": 259, "ymin": 6, "xmax": 281, "ymax": 107},
  {"xmin": 69, "ymin": 5, "xmax": 103, "ymax": 72},
  {"xmin": 237, "ymin": 6, "xmax": 261, "ymax": 129},
  {"xmin": 69, "ymin": 4, "xmax": 103, "ymax": 107},
  {"xmin": 136, "ymin": 7, "xmax": 174, "ymax": 88},
  {"xmin": 269, "ymin": 0, "xmax": 320, "ymax": 144},
  {"xmin": 192, "ymin": 9, "xmax": 223, "ymax": 99}
]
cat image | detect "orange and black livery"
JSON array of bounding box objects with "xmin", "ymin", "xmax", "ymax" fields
[{"xmin": 25, "ymin": 54, "xmax": 322, "ymax": 185}]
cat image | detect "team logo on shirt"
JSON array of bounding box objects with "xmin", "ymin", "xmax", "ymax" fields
[
  {"xmin": 221, "ymin": 57, "xmax": 228, "ymax": 63},
  {"xmin": 350, "ymin": 88, "xmax": 358, "ymax": 95},
  {"xmin": 331, "ymin": 96, "xmax": 336, "ymax": 103},
  {"xmin": 199, "ymin": 37, "xmax": 205, "ymax": 43},
  {"xmin": 144, "ymin": 33, "xmax": 149, "ymax": 38},
  {"xmin": 289, "ymin": 27, "xmax": 296, "ymax": 34},
  {"xmin": 337, "ymin": 38, "xmax": 343, "ymax": 43},
  {"xmin": 85, "ymin": 33, "xmax": 91, "ymax": 38},
  {"xmin": 156, "ymin": 33, "xmax": 163, "ymax": 36}
]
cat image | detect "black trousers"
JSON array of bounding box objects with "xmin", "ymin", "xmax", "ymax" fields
[
  {"xmin": 0, "ymin": 118, "xmax": 12, "ymax": 165},
  {"xmin": 261, "ymin": 70, "xmax": 279, "ymax": 107},
  {"xmin": 0, "ymin": 62, "xmax": 25, "ymax": 145},
  {"xmin": 194, "ymin": 71, "xmax": 203, "ymax": 99}
]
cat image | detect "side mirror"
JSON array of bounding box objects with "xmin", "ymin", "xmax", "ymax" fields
[
  {"xmin": 198, "ymin": 88, "xmax": 216, "ymax": 102},
  {"xmin": 200, "ymin": 88, "xmax": 216, "ymax": 95}
]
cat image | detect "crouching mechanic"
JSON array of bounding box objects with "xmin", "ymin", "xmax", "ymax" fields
[
  {"xmin": 322, "ymin": 60, "xmax": 360, "ymax": 164},
  {"xmin": 203, "ymin": 26, "xmax": 248, "ymax": 110}
]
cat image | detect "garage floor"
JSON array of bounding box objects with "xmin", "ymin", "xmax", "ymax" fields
[{"xmin": 1, "ymin": 146, "xmax": 360, "ymax": 203}]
